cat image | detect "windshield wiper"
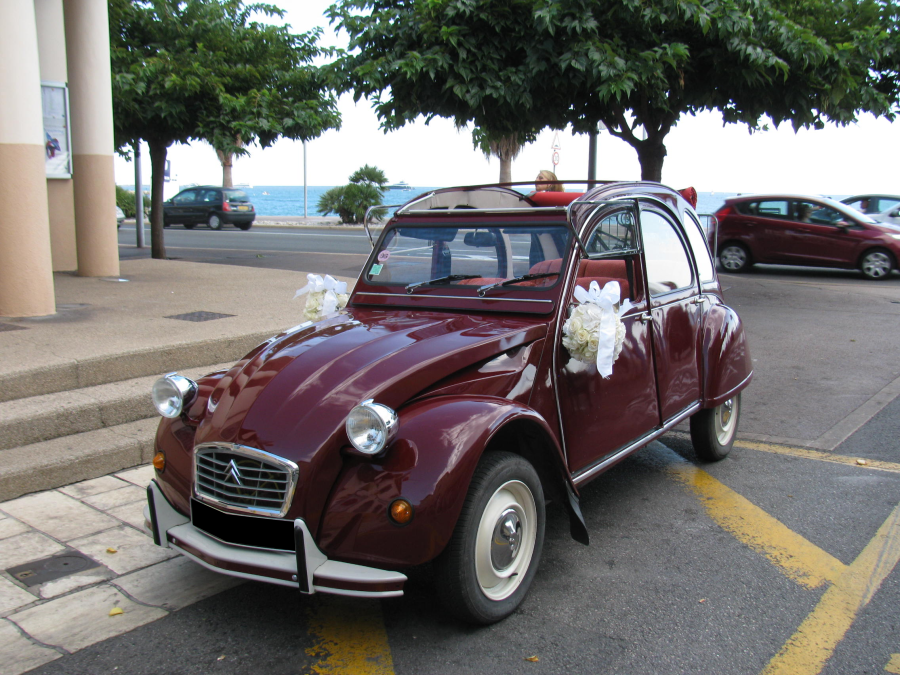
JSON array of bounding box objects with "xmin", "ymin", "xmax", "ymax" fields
[
  {"xmin": 477, "ymin": 272, "xmax": 559, "ymax": 296},
  {"xmin": 405, "ymin": 274, "xmax": 481, "ymax": 294}
]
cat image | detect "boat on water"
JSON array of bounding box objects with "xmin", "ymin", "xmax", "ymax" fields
[{"xmin": 386, "ymin": 181, "xmax": 413, "ymax": 191}]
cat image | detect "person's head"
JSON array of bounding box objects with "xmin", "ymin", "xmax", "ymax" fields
[{"xmin": 535, "ymin": 170, "xmax": 563, "ymax": 192}]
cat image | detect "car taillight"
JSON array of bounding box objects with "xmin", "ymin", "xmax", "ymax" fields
[
  {"xmin": 222, "ymin": 201, "xmax": 232, "ymax": 212},
  {"xmin": 715, "ymin": 205, "xmax": 733, "ymax": 218}
]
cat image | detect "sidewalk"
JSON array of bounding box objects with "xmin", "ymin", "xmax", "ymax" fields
[{"xmin": 0, "ymin": 257, "xmax": 357, "ymax": 673}]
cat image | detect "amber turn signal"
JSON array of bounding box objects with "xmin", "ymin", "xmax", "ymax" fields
[
  {"xmin": 389, "ymin": 499, "xmax": 413, "ymax": 526},
  {"xmin": 152, "ymin": 452, "xmax": 166, "ymax": 471}
]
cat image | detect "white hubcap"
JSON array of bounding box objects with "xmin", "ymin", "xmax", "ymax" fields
[{"xmin": 715, "ymin": 398, "xmax": 738, "ymax": 445}]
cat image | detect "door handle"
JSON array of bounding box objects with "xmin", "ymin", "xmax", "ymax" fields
[{"xmin": 636, "ymin": 312, "xmax": 652, "ymax": 323}]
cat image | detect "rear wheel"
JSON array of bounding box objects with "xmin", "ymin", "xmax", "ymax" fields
[
  {"xmin": 690, "ymin": 394, "xmax": 741, "ymax": 462},
  {"xmin": 208, "ymin": 214, "xmax": 223, "ymax": 230},
  {"xmin": 435, "ymin": 452, "xmax": 545, "ymax": 624},
  {"xmin": 236, "ymin": 222, "xmax": 252, "ymax": 231},
  {"xmin": 718, "ymin": 243, "xmax": 751, "ymax": 273},
  {"xmin": 859, "ymin": 249, "xmax": 894, "ymax": 280}
]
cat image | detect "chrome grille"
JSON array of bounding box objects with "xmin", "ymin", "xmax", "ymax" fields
[{"xmin": 193, "ymin": 444, "xmax": 299, "ymax": 518}]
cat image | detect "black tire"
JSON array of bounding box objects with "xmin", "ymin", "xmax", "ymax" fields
[
  {"xmin": 236, "ymin": 222, "xmax": 252, "ymax": 231},
  {"xmin": 859, "ymin": 248, "xmax": 895, "ymax": 280},
  {"xmin": 690, "ymin": 394, "xmax": 741, "ymax": 462},
  {"xmin": 208, "ymin": 214, "xmax": 223, "ymax": 230},
  {"xmin": 434, "ymin": 452, "xmax": 545, "ymax": 624},
  {"xmin": 718, "ymin": 243, "xmax": 751, "ymax": 273},
  {"xmin": 183, "ymin": 223, "xmax": 196, "ymax": 230}
]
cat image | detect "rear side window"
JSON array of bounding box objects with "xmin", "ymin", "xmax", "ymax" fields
[
  {"xmin": 736, "ymin": 200, "xmax": 789, "ymax": 218},
  {"xmin": 224, "ymin": 190, "xmax": 249, "ymax": 202},
  {"xmin": 641, "ymin": 211, "xmax": 694, "ymax": 296}
]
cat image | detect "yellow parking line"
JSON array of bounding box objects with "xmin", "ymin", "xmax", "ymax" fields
[
  {"xmin": 735, "ymin": 440, "xmax": 900, "ymax": 474},
  {"xmin": 885, "ymin": 654, "xmax": 900, "ymax": 674},
  {"xmin": 761, "ymin": 501, "xmax": 900, "ymax": 675},
  {"xmin": 305, "ymin": 596, "xmax": 395, "ymax": 675},
  {"xmin": 665, "ymin": 459, "xmax": 847, "ymax": 589}
]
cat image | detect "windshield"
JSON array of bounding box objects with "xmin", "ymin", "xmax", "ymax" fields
[{"xmin": 367, "ymin": 224, "xmax": 572, "ymax": 290}]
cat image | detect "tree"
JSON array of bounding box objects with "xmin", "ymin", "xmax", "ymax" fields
[
  {"xmin": 472, "ymin": 129, "xmax": 533, "ymax": 183},
  {"xmin": 110, "ymin": 0, "xmax": 341, "ymax": 258},
  {"xmin": 328, "ymin": 0, "xmax": 900, "ymax": 182},
  {"xmin": 318, "ymin": 164, "xmax": 388, "ymax": 223}
]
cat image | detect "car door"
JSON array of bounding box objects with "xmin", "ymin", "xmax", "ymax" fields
[
  {"xmin": 785, "ymin": 200, "xmax": 859, "ymax": 266},
  {"xmin": 640, "ymin": 207, "xmax": 702, "ymax": 421},
  {"xmin": 169, "ymin": 190, "xmax": 198, "ymax": 222},
  {"xmin": 555, "ymin": 208, "xmax": 660, "ymax": 475},
  {"xmin": 726, "ymin": 200, "xmax": 793, "ymax": 263}
]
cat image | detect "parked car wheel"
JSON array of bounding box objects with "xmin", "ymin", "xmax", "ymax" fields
[
  {"xmin": 435, "ymin": 452, "xmax": 545, "ymax": 624},
  {"xmin": 236, "ymin": 222, "xmax": 252, "ymax": 231},
  {"xmin": 859, "ymin": 249, "xmax": 895, "ymax": 280},
  {"xmin": 718, "ymin": 243, "xmax": 751, "ymax": 273},
  {"xmin": 690, "ymin": 394, "xmax": 741, "ymax": 462},
  {"xmin": 208, "ymin": 214, "xmax": 223, "ymax": 230}
]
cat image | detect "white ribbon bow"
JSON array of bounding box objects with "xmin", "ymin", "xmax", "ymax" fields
[
  {"xmin": 572, "ymin": 280, "xmax": 634, "ymax": 377},
  {"xmin": 294, "ymin": 274, "xmax": 348, "ymax": 315}
]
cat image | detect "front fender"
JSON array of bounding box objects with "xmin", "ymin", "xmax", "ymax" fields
[
  {"xmin": 316, "ymin": 395, "xmax": 560, "ymax": 568},
  {"xmin": 702, "ymin": 303, "xmax": 753, "ymax": 407}
]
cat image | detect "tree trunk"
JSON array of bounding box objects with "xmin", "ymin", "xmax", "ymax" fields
[
  {"xmin": 499, "ymin": 157, "xmax": 512, "ymax": 184},
  {"xmin": 148, "ymin": 139, "xmax": 168, "ymax": 260},
  {"xmin": 636, "ymin": 140, "xmax": 666, "ymax": 183},
  {"xmin": 217, "ymin": 149, "xmax": 233, "ymax": 188}
]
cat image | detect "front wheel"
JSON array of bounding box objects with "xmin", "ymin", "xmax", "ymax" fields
[
  {"xmin": 435, "ymin": 452, "xmax": 545, "ymax": 624},
  {"xmin": 718, "ymin": 243, "xmax": 751, "ymax": 273},
  {"xmin": 208, "ymin": 214, "xmax": 223, "ymax": 230},
  {"xmin": 690, "ymin": 394, "xmax": 741, "ymax": 462},
  {"xmin": 859, "ymin": 249, "xmax": 894, "ymax": 280}
]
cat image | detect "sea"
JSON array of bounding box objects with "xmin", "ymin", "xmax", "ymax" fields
[{"xmin": 125, "ymin": 184, "xmax": 843, "ymax": 217}]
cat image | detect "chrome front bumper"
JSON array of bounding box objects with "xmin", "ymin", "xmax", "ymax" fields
[{"xmin": 145, "ymin": 480, "xmax": 406, "ymax": 598}]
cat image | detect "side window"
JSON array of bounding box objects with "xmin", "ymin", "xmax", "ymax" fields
[
  {"xmin": 173, "ymin": 191, "xmax": 197, "ymax": 204},
  {"xmin": 756, "ymin": 200, "xmax": 790, "ymax": 218},
  {"xmin": 683, "ymin": 211, "xmax": 715, "ymax": 282},
  {"xmin": 586, "ymin": 210, "xmax": 637, "ymax": 254},
  {"xmin": 641, "ymin": 211, "xmax": 694, "ymax": 296},
  {"xmin": 200, "ymin": 190, "xmax": 219, "ymax": 203},
  {"xmin": 794, "ymin": 201, "xmax": 846, "ymax": 226}
]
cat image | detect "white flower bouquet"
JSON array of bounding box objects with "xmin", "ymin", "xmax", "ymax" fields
[
  {"xmin": 561, "ymin": 280, "xmax": 632, "ymax": 378},
  {"xmin": 294, "ymin": 273, "xmax": 349, "ymax": 322}
]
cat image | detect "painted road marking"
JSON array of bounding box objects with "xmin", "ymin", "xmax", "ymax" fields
[
  {"xmin": 761, "ymin": 500, "xmax": 900, "ymax": 675},
  {"xmin": 305, "ymin": 596, "xmax": 395, "ymax": 675},
  {"xmin": 885, "ymin": 654, "xmax": 900, "ymax": 674},
  {"xmin": 735, "ymin": 440, "xmax": 900, "ymax": 474},
  {"xmin": 657, "ymin": 444, "xmax": 847, "ymax": 589}
]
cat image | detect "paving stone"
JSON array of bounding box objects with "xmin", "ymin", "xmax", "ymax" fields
[
  {"xmin": 107, "ymin": 500, "xmax": 148, "ymax": 530},
  {"xmin": 0, "ymin": 577, "xmax": 36, "ymax": 615},
  {"xmin": 69, "ymin": 525, "xmax": 176, "ymax": 575},
  {"xmin": 0, "ymin": 517, "xmax": 29, "ymax": 541},
  {"xmin": 38, "ymin": 567, "xmax": 114, "ymax": 599},
  {"xmin": 81, "ymin": 485, "xmax": 145, "ymax": 511},
  {"xmin": 58, "ymin": 475, "xmax": 128, "ymax": 499},
  {"xmin": 0, "ymin": 532, "xmax": 65, "ymax": 570},
  {"xmin": 9, "ymin": 584, "xmax": 167, "ymax": 652},
  {"xmin": 114, "ymin": 464, "xmax": 156, "ymax": 488},
  {"xmin": 0, "ymin": 491, "xmax": 119, "ymax": 542},
  {"xmin": 113, "ymin": 556, "xmax": 242, "ymax": 611},
  {"xmin": 0, "ymin": 619, "xmax": 61, "ymax": 675}
]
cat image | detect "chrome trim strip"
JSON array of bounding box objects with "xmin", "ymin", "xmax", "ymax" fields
[
  {"xmin": 364, "ymin": 203, "xmax": 405, "ymax": 248},
  {"xmin": 353, "ymin": 292, "xmax": 554, "ymax": 305},
  {"xmin": 572, "ymin": 402, "xmax": 701, "ymax": 486},
  {"xmin": 193, "ymin": 443, "xmax": 300, "ymax": 518},
  {"xmin": 710, "ymin": 371, "xmax": 753, "ymax": 405}
]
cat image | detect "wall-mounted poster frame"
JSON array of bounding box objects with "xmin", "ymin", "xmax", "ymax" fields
[{"xmin": 41, "ymin": 81, "xmax": 72, "ymax": 179}]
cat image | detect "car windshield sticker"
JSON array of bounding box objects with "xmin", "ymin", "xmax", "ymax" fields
[
  {"xmin": 370, "ymin": 263, "xmax": 384, "ymax": 276},
  {"xmin": 377, "ymin": 250, "xmax": 391, "ymax": 263}
]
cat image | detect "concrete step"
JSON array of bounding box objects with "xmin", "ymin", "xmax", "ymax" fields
[
  {"xmin": 0, "ymin": 418, "xmax": 160, "ymax": 502},
  {"xmin": 0, "ymin": 331, "xmax": 274, "ymax": 403},
  {"xmin": 0, "ymin": 363, "xmax": 233, "ymax": 451}
]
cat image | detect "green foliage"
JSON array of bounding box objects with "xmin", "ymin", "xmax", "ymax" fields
[
  {"xmin": 318, "ymin": 165, "xmax": 388, "ymax": 223},
  {"xmin": 115, "ymin": 185, "xmax": 150, "ymax": 218},
  {"xmin": 328, "ymin": 0, "xmax": 900, "ymax": 181}
]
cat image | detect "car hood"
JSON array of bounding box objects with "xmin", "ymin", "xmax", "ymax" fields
[
  {"xmin": 193, "ymin": 308, "xmax": 548, "ymax": 462},
  {"xmin": 870, "ymin": 218, "xmax": 900, "ymax": 233}
]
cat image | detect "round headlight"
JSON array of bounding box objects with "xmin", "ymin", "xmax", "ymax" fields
[
  {"xmin": 346, "ymin": 399, "xmax": 399, "ymax": 455},
  {"xmin": 151, "ymin": 373, "xmax": 197, "ymax": 419}
]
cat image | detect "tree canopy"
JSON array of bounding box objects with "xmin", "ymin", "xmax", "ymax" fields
[
  {"xmin": 110, "ymin": 0, "xmax": 341, "ymax": 257},
  {"xmin": 328, "ymin": 0, "xmax": 900, "ymax": 182},
  {"xmin": 318, "ymin": 164, "xmax": 388, "ymax": 223}
]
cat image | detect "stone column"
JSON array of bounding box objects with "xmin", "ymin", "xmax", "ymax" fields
[
  {"xmin": 63, "ymin": 0, "xmax": 119, "ymax": 278},
  {"xmin": 0, "ymin": 0, "xmax": 57, "ymax": 317},
  {"xmin": 36, "ymin": 0, "xmax": 77, "ymax": 272}
]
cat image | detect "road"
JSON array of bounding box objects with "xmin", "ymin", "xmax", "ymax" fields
[{"xmin": 42, "ymin": 228, "xmax": 900, "ymax": 675}]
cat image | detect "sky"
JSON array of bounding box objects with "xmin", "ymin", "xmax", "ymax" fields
[{"xmin": 114, "ymin": 0, "xmax": 899, "ymax": 196}]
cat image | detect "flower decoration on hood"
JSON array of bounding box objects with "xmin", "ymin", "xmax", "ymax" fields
[
  {"xmin": 294, "ymin": 274, "xmax": 349, "ymax": 322},
  {"xmin": 562, "ymin": 280, "xmax": 634, "ymax": 377}
]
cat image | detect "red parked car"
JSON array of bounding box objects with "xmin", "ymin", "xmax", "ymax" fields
[
  {"xmin": 714, "ymin": 194, "xmax": 900, "ymax": 279},
  {"xmin": 145, "ymin": 182, "xmax": 753, "ymax": 624}
]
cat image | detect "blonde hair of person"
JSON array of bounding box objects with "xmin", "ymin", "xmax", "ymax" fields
[{"xmin": 536, "ymin": 170, "xmax": 564, "ymax": 192}]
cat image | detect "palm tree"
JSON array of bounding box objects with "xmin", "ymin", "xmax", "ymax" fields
[{"xmin": 472, "ymin": 129, "xmax": 534, "ymax": 184}]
